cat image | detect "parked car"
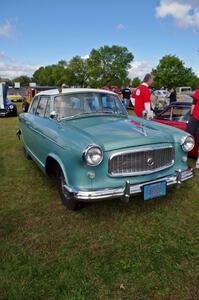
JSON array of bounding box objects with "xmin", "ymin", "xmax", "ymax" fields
[
  {"xmin": 153, "ymin": 102, "xmax": 198, "ymax": 158},
  {"xmin": 8, "ymin": 87, "xmax": 28, "ymax": 103},
  {"xmin": 176, "ymin": 87, "xmax": 192, "ymax": 94},
  {"xmin": 18, "ymin": 88, "xmax": 194, "ymax": 210},
  {"xmin": 0, "ymin": 83, "xmax": 17, "ymax": 117},
  {"xmin": 7, "ymin": 94, "xmax": 22, "ymax": 102}
]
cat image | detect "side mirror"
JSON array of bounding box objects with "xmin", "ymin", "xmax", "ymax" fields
[{"xmin": 50, "ymin": 111, "xmax": 58, "ymax": 119}]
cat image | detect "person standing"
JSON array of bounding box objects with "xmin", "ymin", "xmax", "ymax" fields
[
  {"xmin": 169, "ymin": 88, "xmax": 177, "ymax": 104},
  {"xmin": 132, "ymin": 73, "xmax": 154, "ymax": 118},
  {"xmin": 121, "ymin": 85, "xmax": 131, "ymax": 108},
  {"xmin": 187, "ymin": 88, "xmax": 199, "ymax": 168}
]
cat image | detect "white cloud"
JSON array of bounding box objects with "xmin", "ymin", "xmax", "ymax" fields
[
  {"xmin": 116, "ymin": 23, "xmax": 125, "ymax": 30},
  {"xmin": 128, "ymin": 61, "xmax": 155, "ymax": 80},
  {"xmin": 156, "ymin": 0, "xmax": 199, "ymax": 30},
  {"xmin": 81, "ymin": 54, "xmax": 89, "ymax": 59},
  {"xmin": 0, "ymin": 21, "xmax": 15, "ymax": 38},
  {"xmin": 0, "ymin": 62, "xmax": 39, "ymax": 78}
]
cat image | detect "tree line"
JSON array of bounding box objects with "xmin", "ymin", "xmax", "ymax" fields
[{"xmin": 2, "ymin": 45, "xmax": 199, "ymax": 90}]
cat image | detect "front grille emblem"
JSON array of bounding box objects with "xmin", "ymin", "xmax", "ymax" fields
[{"xmin": 147, "ymin": 157, "xmax": 154, "ymax": 167}]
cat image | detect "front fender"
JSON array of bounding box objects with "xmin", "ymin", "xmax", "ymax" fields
[{"xmin": 45, "ymin": 153, "xmax": 69, "ymax": 184}]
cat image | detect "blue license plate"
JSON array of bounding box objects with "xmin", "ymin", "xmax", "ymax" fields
[{"xmin": 144, "ymin": 181, "xmax": 166, "ymax": 201}]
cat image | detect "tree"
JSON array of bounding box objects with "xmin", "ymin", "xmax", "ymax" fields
[
  {"xmin": 67, "ymin": 56, "xmax": 89, "ymax": 87},
  {"xmin": 58, "ymin": 60, "xmax": 67, "ymax": 67},
  {"xmin": 13, "ymin": 75, "xmax": 31, "ymax": 86},
  {"xmin": 32, "ymin": 45, "xmax": 134, "ymax": 87},
  {"xmin": 88, "ymin": 45, "xmax": 134, "ymax": 87},
  {"xmin": 152, "ymin": 55, "xmax": 199, "ymax": 89},
  {"xmin": 131, "ymin": 77, "xmax": 141, "ymax": 87},
  {"xmin": 188, "ymin": 74, "xmax": 199, "ymax": 90},
  {"xmin": 33, "ymin": 64, "xmax": 68, "ymax": 86},
  {"xmin": 0, "ymin": 78, "xmax": 14, "ymax": 86}
]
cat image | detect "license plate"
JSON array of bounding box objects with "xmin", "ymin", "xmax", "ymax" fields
[{"xmin": 144, "ymin": 181, "xmax": 166, "ymax": 201}]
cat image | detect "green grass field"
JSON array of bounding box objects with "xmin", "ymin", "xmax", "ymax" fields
[{"xmin": 0, "ymin": 104, "xmax": 199, "ymax": 300}]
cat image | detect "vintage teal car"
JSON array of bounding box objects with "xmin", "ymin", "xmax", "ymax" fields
[{"xmin": 18, "ymin": 88, "xmax": 195, "ymax": 210}]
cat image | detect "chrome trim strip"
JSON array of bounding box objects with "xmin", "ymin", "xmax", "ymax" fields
[
  {"xmin": 109, "ymin": 145, "xmax": 175, "ymax": 177},
  {"xmin": 109, "ymin": 145, "xmax": 173, "ymax": 159},
  {"xmin": 63, "ymin": 168, "xmax": 193, "ymax": 202},
  {"xmin": 29, "ymin": 126, "xmax": 66, "ymax": 150}
]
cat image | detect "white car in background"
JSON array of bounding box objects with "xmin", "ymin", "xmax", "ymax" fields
[{"xmin": 153, "ymin": 90, "xmax": 170, "ymax": 98}]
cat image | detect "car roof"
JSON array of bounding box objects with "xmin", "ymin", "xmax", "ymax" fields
[{"xmin": 36, "ymin": 88, "xmax": 116, "ymax": 96}]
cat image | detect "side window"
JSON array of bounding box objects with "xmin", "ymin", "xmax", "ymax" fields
[
  {"xmin": 36, "ymin": 96, "xmax": 49, "ymax": 117},
  {"xmin": 29, "ymin": 96, "xmax": 39, "ymax": 114},
  {"xmin": 45, "ymin": 97, "xmax": 53, "ymax": 117}
]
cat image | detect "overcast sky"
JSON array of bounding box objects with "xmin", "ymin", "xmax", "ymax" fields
[{"xmin": 0, "ymin": 0, "xmax": 199, "ymax": 80}]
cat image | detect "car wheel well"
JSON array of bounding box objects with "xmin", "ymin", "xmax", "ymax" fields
[{"xmin": 45, "ymin": 156, "xmax": 61, "ymax": 178}]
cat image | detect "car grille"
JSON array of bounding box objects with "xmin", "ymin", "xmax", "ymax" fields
[{"xmin": 109, "ymin": 146, "xmax": 174, "ymax": 176}]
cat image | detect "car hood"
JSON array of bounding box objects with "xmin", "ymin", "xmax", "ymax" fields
[{"xmin": 61, "ymin": 116, "xmax": 174, "ymax": 151}]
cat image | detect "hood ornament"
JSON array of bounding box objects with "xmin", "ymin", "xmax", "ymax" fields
[{"xmin": 129, "ymin": 120, "xmax": 148, "ymax": 136}]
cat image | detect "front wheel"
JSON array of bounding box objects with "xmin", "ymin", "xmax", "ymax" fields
[{"xmin": 57, "ymin": 168, "xmax": 84, "ymax": 211}]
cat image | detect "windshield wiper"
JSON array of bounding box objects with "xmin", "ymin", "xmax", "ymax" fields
[
  {"xmin": 59, "ymin": 111, "xmax": 127, "ymax": 121},
  {"xmin": 100, "ymin": 111, "xmax": 127, "ymax": 117},
  {"xmin": 60, "ymin": 112, "xmax": 91, "ymax": 121}
]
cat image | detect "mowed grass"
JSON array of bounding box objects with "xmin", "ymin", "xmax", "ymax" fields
[{"xmin": 0, "ymin": 104, "xmax": 199, "ymax": 300}]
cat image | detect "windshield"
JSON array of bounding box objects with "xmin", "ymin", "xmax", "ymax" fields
[{"xmin": 54, "ymin": 92, "xmax": 127, "ymax": 119}]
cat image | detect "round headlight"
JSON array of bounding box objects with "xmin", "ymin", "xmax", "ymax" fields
[
  {"xmin": 181, "ymin": 135, "xmax": 195, "ymax": 152},
  {"xmin": 83, "ymin": 145, "xmax": 103, "ymax": 166},
  {"xmin": 9, "ymin": 105, "xmax": 14, "ymax": 109}
]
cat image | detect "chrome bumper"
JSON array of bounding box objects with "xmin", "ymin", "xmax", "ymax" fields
[{"xmin": 64, "ymin": 168, "xmax": 194, "ymax": 202}]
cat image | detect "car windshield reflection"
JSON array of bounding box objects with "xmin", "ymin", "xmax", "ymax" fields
[{"xmin": 53, "ymin": 92, "xmax": 127, "ymax": 120}]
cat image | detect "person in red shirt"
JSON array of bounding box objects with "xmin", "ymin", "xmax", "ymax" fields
[
  {"xmin": 132, "ymin": 73, "xmax": 154, "ymax": 118},
  {"xmin": 187, "ymin": 88, "xmax": 199, "ymax": 168}
]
